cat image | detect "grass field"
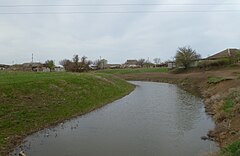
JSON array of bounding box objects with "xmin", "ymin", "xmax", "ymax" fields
[
  {"xmin": 0, "ymin": 71, "xmax": 134, "ymax": 155},
  {"xmin": 95, "ymin": 67, "xmax": 168, "ymax": 75},
  {"xmin": 221, "ymin": 140, "xmax": 240, "ymax": 156}
]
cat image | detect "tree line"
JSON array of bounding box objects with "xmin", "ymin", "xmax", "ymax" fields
[
  {"xmin": 59, "ymin": 55, "xmax": 92, "ymax": 72},
  {"xmin": 45, "ymin": 46, "xmax": 240, "ymax": 72}
]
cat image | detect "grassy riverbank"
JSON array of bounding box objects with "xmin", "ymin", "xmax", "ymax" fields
[
  {"xmin": 0, "ymin": 72, "xmax": 134, "ymax": 155},
  {"xmin": 107, "ymin": 66, "xmax": 240, "ymax": 156},
  {"xmin": 95, "ymin": 67, "xmax": 168, "ymax": 75}
]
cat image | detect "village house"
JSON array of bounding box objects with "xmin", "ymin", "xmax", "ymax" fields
[
  {"xmin": 54, "ymin": 66, "xmax": 65, "ymax": 72},
  {"xmin": 8, "ymin": 62, "xmax": 50, "ymax": 72},
  {"xmin": 143, "ymin": 62, "xmax": 155, "ymax": 68},
  {"xmin": 198, "ymin": 48, "xmax": 240, "ymax": 67},
  {"xmin": 0, "ymin": 67, "xmax": 4, "ymax": 70},
  {"xmin": 122, "ymin": 60, "xmax": 140, "ymax": 68},
  {"xmin": 99, "ymin": 59, "xmax": 108, "ymax": 69},
  {"xmin": 207, "ymin": 48, "xmax": 240, "ymax": 61},
  {"xmin": 167, "ymin": 61, "xmax": 176, "ymax": 69},
  {"xmin": 0, "ymin": 64, "xmax": 10, "ymax": 70},
  {"xmin": 89, "ymin": 64, "xmax": 98, "ymax": 70},
  {"xmin": 105, "ymin": 64, "xmax": 121, "ymax": 69}
]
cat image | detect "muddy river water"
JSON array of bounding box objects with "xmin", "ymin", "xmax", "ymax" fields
[{"xmin": 11, "ymin": 81, "xmax": 218, "ymax": 156}]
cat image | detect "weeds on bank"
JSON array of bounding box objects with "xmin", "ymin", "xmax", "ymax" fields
[
  {"xmin": 95, "ymin": 67, "xmax": 168, "ymax": 75},
  {"xmin": 221, "ymin": 140, "xmax": 240, "ymax": 156},
  {"xmin": 213, "ymin": 88, "xmax": 240, "ymax": 122},
  {"xmin": 224, "ymin": 88, "xmax": 240, "ymax": 114},
  {"xmin": 208, "ymin": 76, "xmax": 228, "ymax": 84},
  {"xmin": 223, "ymin": 99, "xmax": 235, "ymax": 113}
]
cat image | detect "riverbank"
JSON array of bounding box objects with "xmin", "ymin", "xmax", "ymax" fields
[
  {"xmin": 114, "ymin": 66, "xmax": 240, "ymax": 155},
  {"xmin": 11, "ymin": 81, "xmax": 218, "ymax": 156},
  {"xmin": 0, "ymin": 72, "xmax": 135, "ymax": 155}
]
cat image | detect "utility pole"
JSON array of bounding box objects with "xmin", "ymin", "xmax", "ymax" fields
[{"xmin": 32, "ymin": 53, "xmax": 34, "ymax": 63}]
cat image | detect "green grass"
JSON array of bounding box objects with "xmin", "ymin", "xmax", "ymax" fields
[
  {"xmin": 208, "ymin": 76, "xmax": 228, "ymax": 84},
  {"xmin": 94, "ymin": 67, "xmax": 168, "ymax": 75},
  {"xmin": 223, "ymin": 88, "xmax": 240, "ymax": 114},
  {"xmin": 223, "ymin": 99, "xmax": 235, "ymax": 112},
  {"xmin": 221, "ymin": 140, "xmax": 240, "ymax": 156},
  {"xmin": 0, "ymin": 71, "xmax": 134, "ymax": 154}
]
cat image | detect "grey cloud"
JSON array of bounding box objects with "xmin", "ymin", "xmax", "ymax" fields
[{"xmin": 0, "ymin": 0, "xmax": 239, "ymax": 64}]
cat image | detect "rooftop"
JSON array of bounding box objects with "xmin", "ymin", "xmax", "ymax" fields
[{"xmin": 208, "ymin": 48, "xmax": 240, "ymax": 60}]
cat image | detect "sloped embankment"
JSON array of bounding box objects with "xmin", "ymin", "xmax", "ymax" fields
[{"xmin": 0, "ymin": 72, "xmax": 135, "ymax": 155}]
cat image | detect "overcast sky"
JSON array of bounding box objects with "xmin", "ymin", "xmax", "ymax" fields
[{"xmin": 0, "ymin": 0, "xmax": 239, "ymax": 65}]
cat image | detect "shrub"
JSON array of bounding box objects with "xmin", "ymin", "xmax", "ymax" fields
[{"xmin": 198, "ymin": 58, "xmax": 232, "ymax": 68}]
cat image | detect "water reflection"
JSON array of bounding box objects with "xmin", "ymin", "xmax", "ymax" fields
[
  {"xmin": 11, "ymin": 81, "xmax": 218, "ymax": 156},
  {"xmin": 175, "ymin": 88, "xmax": 203, "ymax": 132}
]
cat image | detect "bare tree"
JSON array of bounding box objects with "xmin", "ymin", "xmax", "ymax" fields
[
  {"xmin": 153, "ymin": 58, "xmax": 161, "ymax": 67},
  {"xmin": 60, "ymin": 55, "xmax": 93, "ymax": 72},
  {"xmin": 79, "ymin": 56, "xmax": 92, "ymax": 72},
  {"xmin": 73, "ymin": 55, "xmax": 79, "ymax": 64},
  {"xmin": 137, "ymin": 59, "xmax": 145, "ymax": 67},
  {"xmin": 72, "ymin": 55, "xmax": 80, "ymax": 72},
  {"xmin": 59, "ymin": 59, "xmax": 68, "ymax": 67},
  {"xmin": 59, "ymin": 59, "xmax": 72, "ymax": 71}
]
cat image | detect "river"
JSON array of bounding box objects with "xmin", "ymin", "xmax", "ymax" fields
[{"xmin": 11, "ymin": 81, "xmax": 218, "ymax": 156}]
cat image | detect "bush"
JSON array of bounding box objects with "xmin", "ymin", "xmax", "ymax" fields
[{"xmin": 198, "ymin": 58, "xmax": 232, "ymax": 68}]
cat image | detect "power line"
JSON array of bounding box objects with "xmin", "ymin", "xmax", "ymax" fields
[
  {"xmin": 0, "ymin": 3, "xmax": 240, "ymax": 7},
  {"xmin": 0, "ymin": 10, "xmax": 239, "ymax": 14}
]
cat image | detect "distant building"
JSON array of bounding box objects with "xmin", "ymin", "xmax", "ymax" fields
[
  {"xmin": 123, "ymin": 60, "xmax": 140, "ymax": 68},
  {"xmin": 54, "ymin": 66, "xmax": 65, "ymax": 72},
  {"xmin": 157, "ymin": 63, "xmax": 167, "ymax": 67},
  {"xmin": 0, "ymin": 64, "xmax": 10, "ymax": 70},
  {"xmin": 99, "ymin": 59, "xmax": 108, "ymax": 69},
  {"xmin": 197, "ymin": 48, "xmax": 240, "ymax": 67},
  {"xmin": 167, "ymin": 62, "xmax": 176, "ymax": 69},
  {"xmin": 125, "ymin": 60, "xmax": 138, "ymax": 65},
  {"xmin": 8, "ymin": 62, "xmax": 50, "ymax": 72},
  {"xmin": 207, "ymin": 48, "xmax": 240, "ymax": 60},
  {"xmin": 89, "ymin": 65, "xmax": 98, "ymax": 70},
  {"xmin": 106, "ymin": 64, "xmax": 121, "ymax": 69},
  {"xmin": 143, "ymin": 62, "xmax": 155, "ymax": 68}
]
